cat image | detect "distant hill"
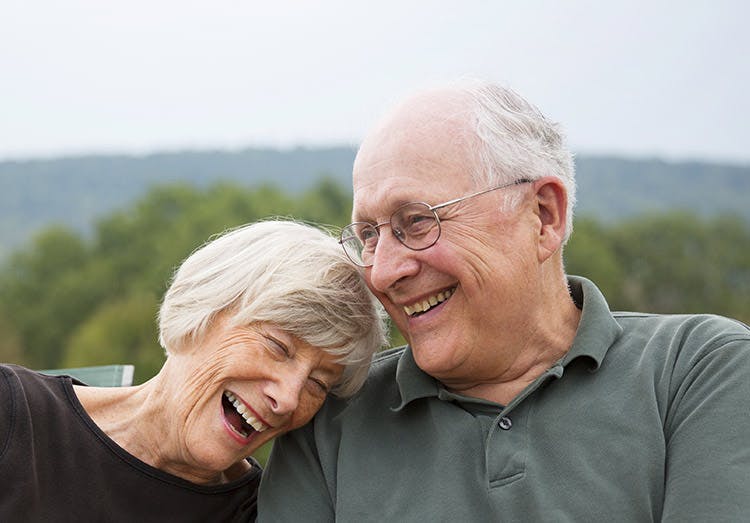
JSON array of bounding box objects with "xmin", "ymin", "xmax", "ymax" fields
[
  {"xmin": 1, "ymin": 147, "xmax": 748, "ymax": 259},
  {"xmin": 573, "ymin": 156, "xmax": 750, "ymax": 222}
]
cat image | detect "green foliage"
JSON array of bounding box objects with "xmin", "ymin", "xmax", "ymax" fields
[
  {"xmin": 0, "ymin": 179, "xmax": 356, "ymax": 382},
  {"xmin": 63, "ymin": 291, "xmax": 164, "ymax": 385},
  {"xmin": 297, "ymin": 176, "xmax": 353, "ymax": 226},
  {"xmin": 564, "ymin": 217, "xmax": 624, "ymax": 302},
  {"xmin": 564, "ymin": 212, "xmax": 750, "ymax": 323},
  {"xmin": 0, "ymin": 148, "xmax": 359, "ymax": 257},
  {"xmin": 0, "ymin": 227, "xmax": 94, "ymax": 368},
  {"xmin": 0, "ymin": 305, "xmax": 23, "ymax": 363},
  {"xmin": 2, "ymin": 179, "xmax": 749, "ymax": 390},
  {"xmin": 1, "ymin": 178, "xmax": 748, "ymax": 466},
  {"xmin": 3, "ymin": 151, "xmax": 749, "ymax": 262},
  {"xmin": 252, "ymin": 440, "xmax": 275, "ymax": 467}
]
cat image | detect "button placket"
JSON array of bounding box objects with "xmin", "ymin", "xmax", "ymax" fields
[{"xmin": 486, "ymin": 407, "xmax": 527, "ymax": 489}]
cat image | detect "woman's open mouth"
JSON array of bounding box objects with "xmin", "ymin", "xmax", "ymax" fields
[{"xmin": 222, "ymin": 391, "xmax": 268, "ymax": 439}]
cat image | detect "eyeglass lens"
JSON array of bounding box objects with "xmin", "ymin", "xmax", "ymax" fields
[
  {"xmin": 341, "ymin": 202, "xmax": 440, "ymax": 266},
  {"xmin": 341, "ymin": 178, "xmax": 532, "ymax": 267}
]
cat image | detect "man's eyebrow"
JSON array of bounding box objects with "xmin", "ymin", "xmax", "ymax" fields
[
  {"xmin": 352, "ymin": 196, "xmax": 415, "ymax": 223},
  {"xmin": 352, "ymin": 215, "xmax": 375, "ymax": 224},
  {"xmin": 351, "ymin": 206, "xmax": 373, "ymax": 223}
]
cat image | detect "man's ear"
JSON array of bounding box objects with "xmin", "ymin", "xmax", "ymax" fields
[{"xmin": 533, "ymin": 177, "xmax": 568, "ymax": 262}]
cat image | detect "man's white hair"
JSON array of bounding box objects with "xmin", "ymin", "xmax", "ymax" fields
[{"xmin": 460, "ymin": 80, "xmax": 577, "ymax": 242}]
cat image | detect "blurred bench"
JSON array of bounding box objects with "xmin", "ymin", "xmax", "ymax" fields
[{"xmin": 40, "ymin": 364, "xmax": 135, "ymax": 387}]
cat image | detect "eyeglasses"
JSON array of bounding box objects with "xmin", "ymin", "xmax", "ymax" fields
[{"xmin": 340, "ymin": 178, "xmax": 532, "ymax": 267}]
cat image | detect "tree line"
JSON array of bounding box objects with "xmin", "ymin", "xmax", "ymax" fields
[
  {"xmin": 1, "ymin": 179, "xmax": 748, "ymax": 385},
  {"xmin": 3, "ymin": 149, "xmax": 749, "ymax": 261}
]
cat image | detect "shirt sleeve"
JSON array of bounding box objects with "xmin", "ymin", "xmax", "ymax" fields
[
  {"xmin": 257, "ymin": 423, "xmax": 335, "ymax": 522},
  {"xmin": 661, "ymin": 331, "xmax": 750, "ymax": 522}
]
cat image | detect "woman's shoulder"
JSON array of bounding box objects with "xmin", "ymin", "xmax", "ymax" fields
[
  {"xmin": 1, "ymin": 362, "xmax": 39, "ymax": 380},
  {"xmin": 1, "ymin": 364, "xmax": 73, "ymax": 471},
  {"xmin": 2, "ymin": 363, "xmax": 50, "ymax": 397},
  {"xmin": 1, "ymin": 363, "xmax": 77, "ymax": 446},
  {"xmin": 1, "ymin": 363, "xmax": 70, "ymax": 403}
]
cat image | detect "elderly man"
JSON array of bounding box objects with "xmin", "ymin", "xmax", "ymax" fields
[{"xmin": 258, "ymin": 81, "xmax": 750, "ymax": 521}]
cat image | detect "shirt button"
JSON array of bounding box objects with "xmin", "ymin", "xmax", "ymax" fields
[{"xmin": 499, "ymin": 416, "xmax": 512, "ymax": 430}]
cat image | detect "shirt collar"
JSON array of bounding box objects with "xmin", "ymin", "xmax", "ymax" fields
[
  {"xmin": 392, "ymin": 275, "xmax": 623, "ymax": 410},
  {"xmin": 563, "ymin": 275, "xmax": 623, "ymax": 370},
  {"xmin": 392, "ymin": 346, "xmax": 440, "ymax": 411}
]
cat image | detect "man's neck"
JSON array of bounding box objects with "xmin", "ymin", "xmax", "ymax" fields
[{"xmin": 444, "ymin": 273, "xmax": 582, "ymax": 406}]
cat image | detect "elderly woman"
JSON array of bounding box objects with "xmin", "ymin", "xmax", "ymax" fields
[{"xmin": 0, "ymin": 220, "xmax": 386, "ymax": 521}]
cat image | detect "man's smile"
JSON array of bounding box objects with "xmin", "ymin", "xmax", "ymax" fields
[{"xmin": 403, "ymin": 287, "xmax": 455, "ymax": 317}]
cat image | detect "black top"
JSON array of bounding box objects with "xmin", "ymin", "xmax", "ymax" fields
[{"xmin": 0, "ymin": 364, "xmax": 259, "ymax": 522}]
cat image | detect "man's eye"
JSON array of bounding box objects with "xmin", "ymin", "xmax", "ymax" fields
[
  {"xmin": 403, "ymin": 213, "xmax": 435, "ymax": 235},
  {"xmin": 359, "ymin": 227, "xmax": 378, "ymax": 243},
  {"xmin": 407, "ymin": 213, "xmax": 430, "ymax": 224}
]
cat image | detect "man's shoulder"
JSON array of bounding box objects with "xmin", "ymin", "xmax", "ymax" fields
[
  {"xmin": 318, "ymin": 346, "xmax": 406, "ymax": 420},
  {"xmin": 611, "ymin": 311, "xmax": 750, "ymax": 366},
  {"xmin": 364, "ymin": 345, "xmax": 407, "ymax": 389},
  {"xmin": 614, "ymin": 311, "xmax": 749, "ymax": 338},
  {"xmin": 355, "ymin": 345, "xmax": 406, "ymax": 393}
]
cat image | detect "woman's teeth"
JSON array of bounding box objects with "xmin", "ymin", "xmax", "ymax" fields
[
  {"xmin": 403, "ymin": 288, "xmax": 454, "ymax": 317},
  {"xmin": 224, "ymin": 391, "xmax": 268, "ymax": 433}
]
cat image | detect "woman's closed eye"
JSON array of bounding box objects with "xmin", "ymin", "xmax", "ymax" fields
[
  {"xmin": 307, "ymin": 376, "xmax": 330, "ymax": 395},
  {"xmin": 264, "ymin": 335, "xmax": 291, "ymax": 359}
]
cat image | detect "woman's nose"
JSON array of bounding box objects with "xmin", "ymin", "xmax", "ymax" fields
[{"xmin": 266, "ymin": 373, "xmax": 305, "ymax": 415}]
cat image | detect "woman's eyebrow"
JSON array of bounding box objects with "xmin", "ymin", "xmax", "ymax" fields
[{"xmin": 313, "ymin": 361, "xmax": 343, "ymax": 380}]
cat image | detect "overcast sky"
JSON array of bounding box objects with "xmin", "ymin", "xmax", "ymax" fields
[{"xmin": 1, "ymin": 1, "xmax": 748, "ymax": 163}]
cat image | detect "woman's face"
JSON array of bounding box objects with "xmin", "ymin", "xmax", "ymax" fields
[{"xmin": 166, "ymin": 318, "xmax": 343, "ymax": 481}]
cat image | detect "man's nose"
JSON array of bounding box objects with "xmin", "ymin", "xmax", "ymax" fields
[{"xmin": 367, "ymin": 229, "xmax": 419, "ymax": 292}]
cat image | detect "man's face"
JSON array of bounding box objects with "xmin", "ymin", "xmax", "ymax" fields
[{"xmin": 352, "ymin": 97, "xmax": 538, "ymax": 391}]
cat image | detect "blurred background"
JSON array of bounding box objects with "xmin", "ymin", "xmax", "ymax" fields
[{"xmin": 1, "ymin": 2, "xmax": 748, "ymax": 462}]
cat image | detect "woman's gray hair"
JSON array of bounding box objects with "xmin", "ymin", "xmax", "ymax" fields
[
  {"xmin": 458, "ymin": 80, "xmax": 577, "ymax": 243},
  {"xmin": 158, "ymin": 219, "xmax": 387, "ymax": 397}
]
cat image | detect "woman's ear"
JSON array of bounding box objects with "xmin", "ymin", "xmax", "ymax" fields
[{"xmin": 533, "ymin": 177, "xmax": 568, "ymax": 262}]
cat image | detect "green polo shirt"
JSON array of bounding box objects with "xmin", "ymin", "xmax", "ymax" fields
[{"xmin": 259, "ymin": 276, "xmax": 750, "ymax": 522}]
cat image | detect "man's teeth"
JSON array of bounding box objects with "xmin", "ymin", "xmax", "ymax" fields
[
  {"xmin": 403, "ymin": 288, "xmax": 454, "ymax": 317},
  {"xmin": 224, "ymin": 391, "xmax": 268, "ymax": 433}
]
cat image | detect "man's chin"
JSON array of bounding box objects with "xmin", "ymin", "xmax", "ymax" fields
[{"xmin": 410, "ymin": 340, "xmax": 457, "ymax": 376}]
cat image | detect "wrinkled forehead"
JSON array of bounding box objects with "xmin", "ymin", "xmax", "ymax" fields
[
  {"xmin": 352, "ymin": 89, "xmax": 480, "ymax": 222},
  {"xmin": 352, "ymin": 129, "xmax": 477, "ymax": 223}
]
